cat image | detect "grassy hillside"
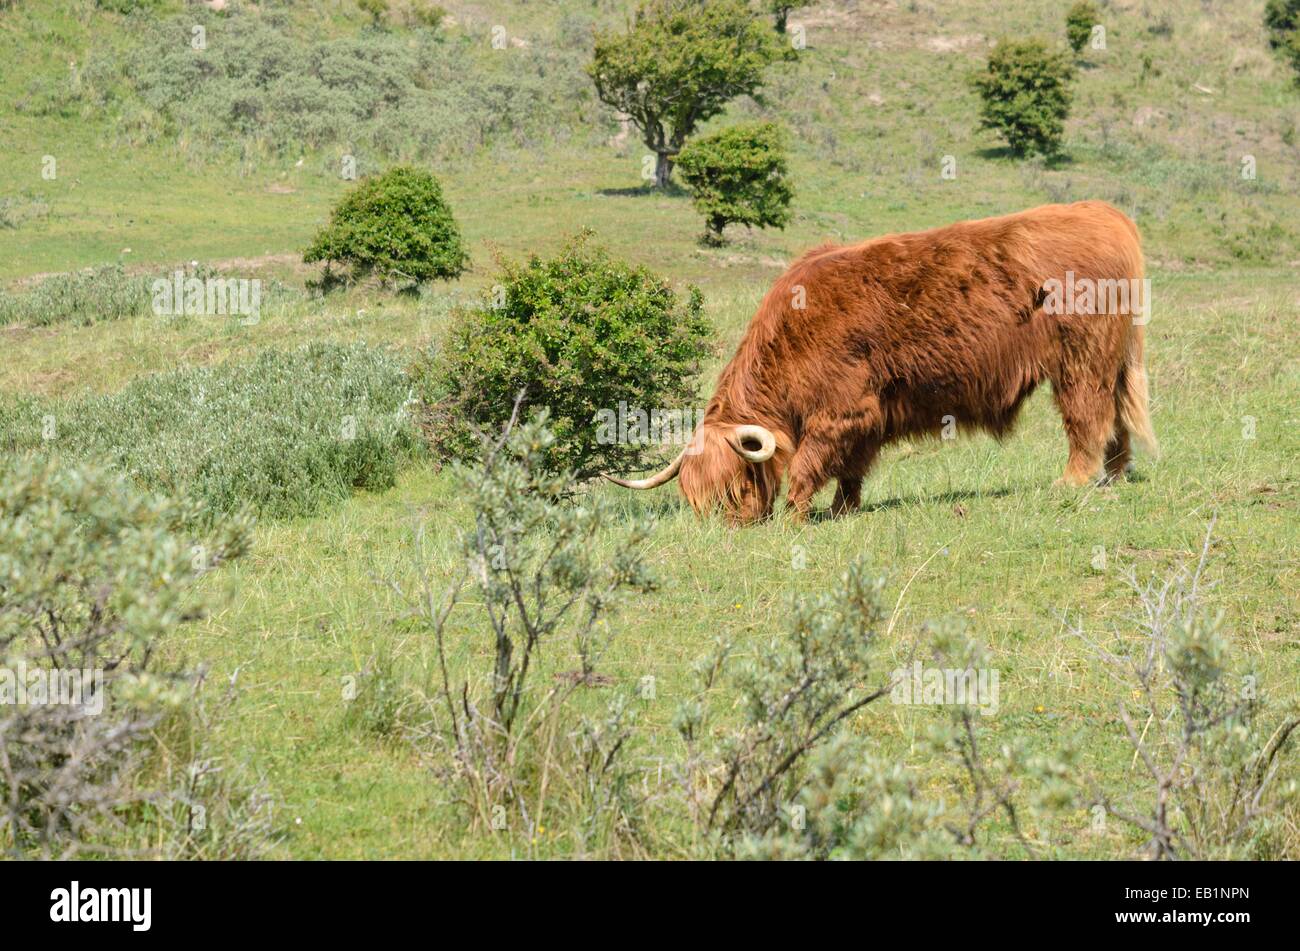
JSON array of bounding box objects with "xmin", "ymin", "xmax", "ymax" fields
[{"xmin": 1, "ymin": 0, "xmax": 1296, "ymax": 858}]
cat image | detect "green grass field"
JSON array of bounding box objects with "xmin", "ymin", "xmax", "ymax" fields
[{"xmin": 1, "ymin": 0, "xmax": 1297, "ymax": 859}]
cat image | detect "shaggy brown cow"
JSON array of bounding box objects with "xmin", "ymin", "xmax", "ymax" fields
[{"xmin": 606, "ymin": 201, "xmax": 1157, "ymax": 523}]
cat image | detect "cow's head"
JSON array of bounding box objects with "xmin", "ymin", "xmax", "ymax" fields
[{"xmin": 604, "ymin": 423, "xmax": 787, "ymax": 524}]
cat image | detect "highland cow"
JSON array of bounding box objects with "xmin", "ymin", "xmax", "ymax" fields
[{"xmin": 606, "ymin": 201, "xmax": 1157, "ymax": 524}]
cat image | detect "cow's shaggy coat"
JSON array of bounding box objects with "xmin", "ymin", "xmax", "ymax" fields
[{"xmin": 619, "ymin": 201, "xmax": 1157, "ymax": 523}]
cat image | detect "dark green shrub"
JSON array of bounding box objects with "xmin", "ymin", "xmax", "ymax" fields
[
  {"xmin": 1265, "ymin": 0, "xmax": 1300, "ymax": 46},
  {"xmin": 304, "ymin": 167, "xmax": 468, "ymax": 285},
  {"xmin": 0, "ymin": 343, "xmax": 418, "ymax": 522},
  {"xmin": 1265, "ymin": 0, "xmax": 1300, "ymax": 80},
  {"xmin": 413, "ymin": 233, "xmax": 713, "ymax": 479},
  {"xmin": 676, "ymin": 122, "xmax": 794, "ymax": 245},
  {"xmin": 970, "ymin": 38, "xmax": 1076, "ymax": 158},
  {"xmin": 1065, "ymin": 1, "xmax": 1101, "ymax": 54}
]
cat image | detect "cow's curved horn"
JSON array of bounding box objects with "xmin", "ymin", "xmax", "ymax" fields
[
  {"xmin": 602, "ymin": 448, "xmax": 686, "ymax": 489},
  {"xmin": 725, "ymin": 424, "xmax": 777, "ymax": 463}
]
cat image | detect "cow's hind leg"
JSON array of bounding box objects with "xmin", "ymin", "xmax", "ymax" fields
[
  {"xmin": 1101, "ymin": 421, "xmax": 1131, "ymax": 484},
  {"xmin": 1053, "ymin": 381, "xmax": 1116, "ymax": 487}
]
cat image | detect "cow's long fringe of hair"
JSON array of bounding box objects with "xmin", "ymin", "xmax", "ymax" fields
[{"xmin": 678, "ymin": 425, "xmax": 791, "ymax": 520}]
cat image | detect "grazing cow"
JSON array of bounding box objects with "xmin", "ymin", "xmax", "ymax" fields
[{"xmin": 606, "ymin": 201, "xmax": 1157, "ymax": 523}]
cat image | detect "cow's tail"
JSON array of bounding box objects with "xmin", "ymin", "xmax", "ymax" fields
[{"xmin": 1118, "ymin": 322, "xmax": 1158, "ymax": 458}]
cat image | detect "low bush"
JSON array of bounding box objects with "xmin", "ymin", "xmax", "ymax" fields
[
  {"xmin": 0, "ymin": 343, "xmax": 419, "ymax": 522},
  {"xmin": 413, "ymin": 233, "xmax": 713, "ymax": 479},
  {"xmin": 304, "ymin": 166, "xmax": 468, "ymax": 285},
  {"xmin": 1265, "ymin": 0, "xmax": 1300, "ymax": 80}
]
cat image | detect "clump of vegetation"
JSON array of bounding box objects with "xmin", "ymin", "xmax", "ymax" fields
[
  {"xmin": 1078, "ymin": 526, "xmax": 1300, "ymax": 859},
  {"xmin": 676, "ymin": 122, "xmax": 794, "ymax": 245},
  {"xmin": 0, "ymin": 262, "xmax": 300, "ymax": 328},
  {"xmin": 405, "ymin": 0, "xmax": 445, "ymax": 29},
  {"xmin": 970, "ymin": 38, "xmax": 1076, "ymax": 158},
  {"xmin": 0, "ymin": 265, "xmax": 153, "ymax": 327},
  {"xmin": 588, "ymin": 0, "xmax": 782, "ymax": 187},
  {"xmin": 0, "ymin": 343, "xmax": 418, "ymax": 522},
  {"xmin": 413, "ymin": 233, "xmax": 712, "ymax": 479},
  {"xmin": 304, "ymin": 167, "xmax": 468, "ymax": 286},
  {"xmin": 1065, "ymin": 1, "xmax": 1101, "ymax": 55},
  {"xmin": 357, "ymin": 0, "xmax": 389, "ymax": 27},
  {"xmin": 400, "ymin": 411, "xmax": 655, "ymax": 853},
  {"xmin": 0, "ymin": 457, "xmax": 252, "ymax": 858},
  {"xmin": 0, "ymin": 193, "xmax": 51, "ymax": 230},
  {"xmin": 79, "ymin": 10, "xmax": 594, "ymax": 165},
  {"xmin": 678, "ymin": 565, "xmax": 1073, "ymax": 858},
  {"xmin": 676, "ymin": 561, "xmax": 896, "ymax": 843}
]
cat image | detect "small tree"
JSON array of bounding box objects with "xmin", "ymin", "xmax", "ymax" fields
[
  {"xmin": 304, "ymin": 166, "xmax": 468, "ymax": 286},
  {"xmin": 413, "ymin": 232, "xmax": 713, "ymax": 479},
  {"xmin": 970, "ymin": 38, "xmax": 1075, "ymax": 158},
  {"xmin": 1065, "ymin": 1, "xmax": 1101, "ymax": 55},
  {"xmin": 676, "ymin": 122, "xmax": 794, "ymax": 246},
  {"xmin": 766, "ymin": 1, "xmax": 807, "ymax": 34},
  {"xmin": 588, "ymin": 0, "xmax": 781, "ymax": 188}
]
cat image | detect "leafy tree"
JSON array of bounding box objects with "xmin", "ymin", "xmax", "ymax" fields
[
  {"xmin": 587, "ymin": 0, "xmax": 781, "ymax": 188},
  {"xmin": 676, "ymin": 122, "xmax": 794, "ymax": 245},
  {"xmin": 304, "ymin": 166, "xmax": 468, "ymax": 285},
  {"xmin": 413, "ymin": 232, "xmax": 713, "ymax": 479},
  {"xmin": 970, "ymin": 38, "xmax": 1075, "ymax": 158},
  {"xmin": 1065, "ymin": 1, "xmax": 1101, "ymax": 55}
]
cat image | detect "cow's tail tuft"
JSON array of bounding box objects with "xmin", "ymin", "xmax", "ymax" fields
[{"xmin": 1118, "ymin": 322, "xmax": 1158, "ymax": 458}]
